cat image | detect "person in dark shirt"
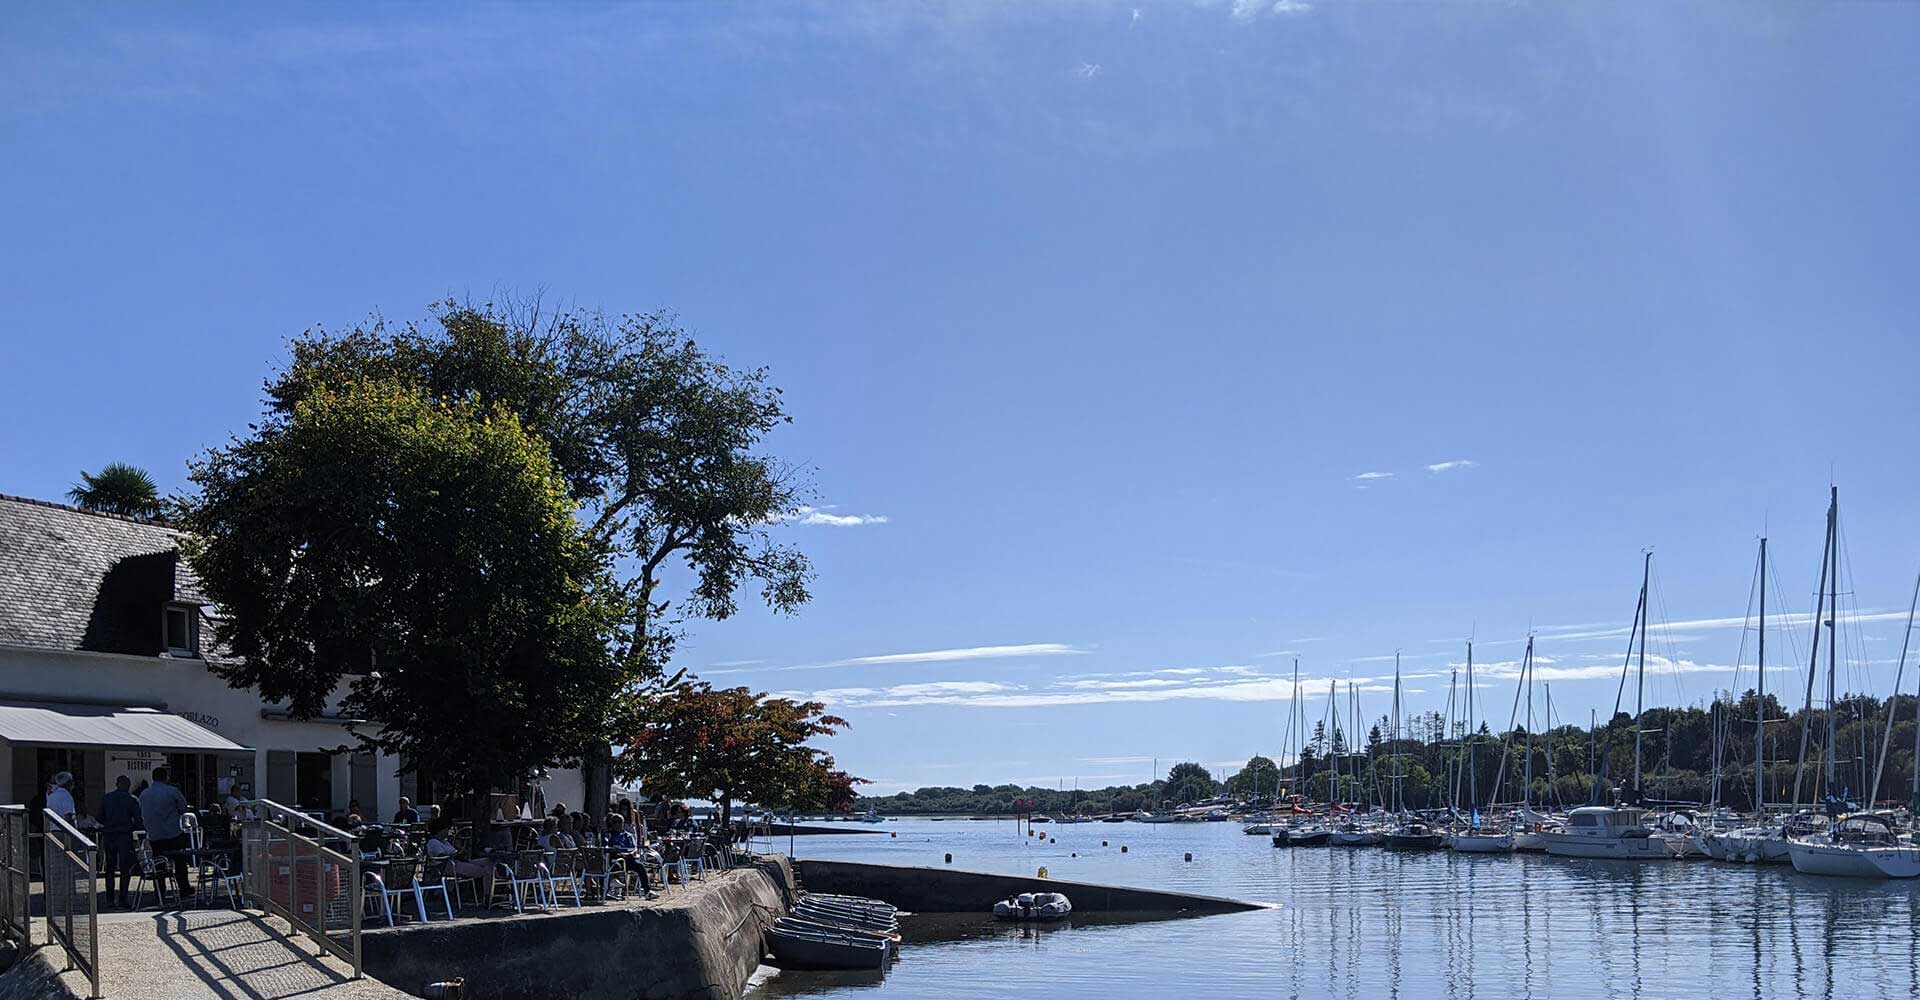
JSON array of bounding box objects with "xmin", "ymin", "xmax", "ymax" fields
[
  {"xmin": 392, "ymin": 796, "xmax": 421, "ymax": 825},
  {"xmin": 99, "ymin": 776, "xmax": 142, "ymax": 908}
]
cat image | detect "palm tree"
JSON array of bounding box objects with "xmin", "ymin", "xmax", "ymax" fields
[{"xmin": 67, "ymin": 463, "xmax": 163, "ymax": 518}]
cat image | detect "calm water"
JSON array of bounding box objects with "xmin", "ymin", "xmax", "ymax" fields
[{"xmin": 749, "ymin": 818, "xmax": 1920, "ymax": 999}]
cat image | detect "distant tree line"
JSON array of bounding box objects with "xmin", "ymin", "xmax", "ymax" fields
[{"xmin": 861, "ymin": 690, "xmax": 1920, "ymax": 815}]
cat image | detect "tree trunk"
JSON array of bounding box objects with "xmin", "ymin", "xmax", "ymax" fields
[{"xmin": 585, "ymin": 742, "xmax": 613, "ymax": 832}]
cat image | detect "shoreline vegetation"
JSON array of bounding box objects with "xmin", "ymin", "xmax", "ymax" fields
[{"xmin": 854, "ymin": 690, "xmax": 1920, "ymax": 818}]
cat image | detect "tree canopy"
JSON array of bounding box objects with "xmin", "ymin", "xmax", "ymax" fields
[
  {"xmin": 1224, "ymin": 755, "xmax": 1282, "ymax": 798},
  {"xmin": 68, "ymin": 462, "xmax": 162, "ymax": 518},
  {"xmin": 1162, "ymin": 761, "xmax": 1218, "ymax": 805},
  {"xmin": 181, "ymin": 379, "xmax": 623, "ymax": 807},
  {"xmin": 611, "ymin": 682, "xmax": 857, "ymax": 826},
  {"xmin": 256, "ymin": 300, "xmax": 815, "ymax": 820}
]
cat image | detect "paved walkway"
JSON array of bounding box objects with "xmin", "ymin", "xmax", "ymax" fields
[{"xmin": 25, "ymin": 910, "xmax": 409, "ymax": 1000}]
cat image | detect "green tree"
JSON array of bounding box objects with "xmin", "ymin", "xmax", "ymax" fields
[
  {"xmin": 264, "ymin": 301, "xmax": 815, "ymax": 825},
  {"xmin": 1225, "ymin": 755, "xmax": 1282, "ymax": 798},
  {"xmin": 67, "ymin": 462, "xmax": 162, "ymax": 518},
  {"xmin": 181, "ymin": 379, "xmax": 623, "ymax": 821},
  {"xmin": 612, "ymin": 682, "xmax": 857, "ymax": 827},
  {"xmin": 1163, "ymin": 761, "xmax": 1217, "ymax": 805}
]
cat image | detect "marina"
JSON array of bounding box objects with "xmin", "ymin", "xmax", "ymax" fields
[{"xmin": 755, "ymin": 817, "xmax": 1920, "ymax": 999}]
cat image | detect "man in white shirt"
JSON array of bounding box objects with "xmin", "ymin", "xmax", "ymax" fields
[{"xmin": 45, "ymin": 771, "xmax": 77, "ymax": 822}]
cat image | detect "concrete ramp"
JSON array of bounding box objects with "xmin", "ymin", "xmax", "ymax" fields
[
  {"xmin": 1, "ymin": 910, "xmax": 410, "ymax": 1000},
  {"xmin": 794, "ymin": 859, "xmax": 1272, "ymax": 915}
]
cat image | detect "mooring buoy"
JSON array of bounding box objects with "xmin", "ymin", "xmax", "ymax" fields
[{"xmin": 1184, "ymin": 852, "xmax": 1193, "ymax": 862}]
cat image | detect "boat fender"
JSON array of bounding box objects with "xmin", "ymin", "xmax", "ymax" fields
[
  {"xmin": 944, "ymin": 853, "xmax": 952, "ymax": 864},
  {"xmin": 1038, "ymin": 866, "xmax": 1048, "ymax": 878}
]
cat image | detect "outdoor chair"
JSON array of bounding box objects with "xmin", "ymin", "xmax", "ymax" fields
[
  {"xmin": 369, "ymin": 858, "xmax": 430, "ymax": 926},
  {"xmin": 577, "ymin": 847, "xmax": 626, "ymax": 902},
  {"xmin": 546, "ymin": 847, "xmax": 585, "ymax": 907},
  {"xmin": 131, "ymin": 833, "xmax": 176, "ymax": 910},
  {"xmin": 415, "ymin": 857, "xmax": 458, "ymax": 920},
  {"xmin": 492, "ymin": 850, "xmax": 552, "ymax": 913}
]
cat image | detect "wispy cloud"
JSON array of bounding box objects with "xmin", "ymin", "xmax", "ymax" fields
[
  {"xmin": 1352, "ymin": 471, "xmax": 1394, "ymax": 481},
  {"xmin": 703, "ymin": 642, "xmax": 1089, "ymax": 676},
  {"xmin": 1425, "ymin": 460, "xmax": 1477, "ymax": 474},
  {"xmin": 774, "ymin": 504, "xmax": 890, "ymax": 527}
]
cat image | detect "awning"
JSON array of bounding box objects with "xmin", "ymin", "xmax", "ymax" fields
[{"xmin": 0, "ymin": 701, "xmax": 248, "ymax": 753}]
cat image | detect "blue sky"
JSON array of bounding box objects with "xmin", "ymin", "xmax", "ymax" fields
[{"xmin": 4, "ymin": 3, "xmax": 1918, "ymax": 794}]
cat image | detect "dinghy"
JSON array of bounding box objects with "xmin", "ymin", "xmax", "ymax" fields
[
  {"xmin": 767, "ymin": 922, "xmax": 891, "ymax": 970},
  {"xmin": 992, "ymin": 892, "xmax": 1072, "ymax": 921}
]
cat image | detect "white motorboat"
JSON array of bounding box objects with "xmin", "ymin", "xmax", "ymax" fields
[
  {"xmin": 1242, "ymin": 822, "xmax": 1276, "ymax": 836},
  {"xmin": 993, "ymin": 892, "xmax": 1072, "ymax": 921},
  {"xmin": 1789, "ymin": 814, "xmax": 1920, "ymax": 879},
  {"xmin": 1539, "ymin": 806, "xmax": 1679, "ymax": 860}
]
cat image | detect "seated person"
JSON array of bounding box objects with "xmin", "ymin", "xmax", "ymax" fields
[
  {"xmin": 392, "ymin": 797, "xmax": 421, "ymax": 825},
  {"xmin": 424, "ymin": 816, "xmax": 493, "ymax": 903},
  {"xmin": 535, "ymin": 816, "xmax": 564, "ymax": 851},
  {"xmin": 602, "ymin": 815, "xmax": 654, "ymax": 895},
  {"xmin": 552, "ymin": 814, "xmax": 579, "ymax": 850}
]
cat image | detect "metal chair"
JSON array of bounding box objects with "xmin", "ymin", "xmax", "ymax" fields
[
  {"xmin": 415, "ymin": 857, "xmax": 458, "ymax": 920},
  {"xmin": 368, "ymin": 858, "xmax": 429, "ymax": 926},
  {"xmin": 546, "ymin": 848, "xmax": 585, "ymax": 907},
  {"xmin": 491, "ymin": 850, "xmax": 552, "ymax": 913},
  {"xmin": 131, "ymin": 832, "xmax": 176, "ymax": 910}
]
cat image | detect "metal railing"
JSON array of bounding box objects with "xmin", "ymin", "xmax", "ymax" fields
[
  {"xmin": 42, "ymin": 808, "xmax": 100, "ymax": 999},
  {"xmin": 238, "ymin": 799, "xmax": 362, "ymax": 978},
  {"xmin": 0, "ymin": 805, "xmax": 29, "ymax": 947}
]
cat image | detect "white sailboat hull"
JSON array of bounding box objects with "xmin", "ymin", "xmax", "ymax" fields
[
  {"xmin": 1700, "ymin": 829, "xmax": 1792, "ymax": 864},
  {"xmin": 1450, "ymin": 832, "xmax": 1515, "ymax": 853},
  {"xmin": 1512, "ymin": 830, "xmax": 1551, "ymax": 852},
  {"xmin": 1788, "ymin": 841, "xmax": 1920, "ymax": 879}
]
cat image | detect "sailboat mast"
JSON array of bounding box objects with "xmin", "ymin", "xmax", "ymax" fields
[
  {"xmin": 1825, "ymin": 486, "xmax": 1839, "ymax": 795},
  {"xmin": 1466, "ymin": 641, "xmax": 1478, "ymax": 821},
  {"xmin": 1633, "ymin": 551, "xmax": 1651, "ymax": 803},
  {"xmin": 1791, "ymin": 490, "xmax": 1835, "ymax": 810},
  {"xmin": 1523, "ymin": 636, "xmax": 1535, "ymax": 813},
  {"xmin": 1392, "ymin": 653, "xmax": 1403, "ymax": 814},
  {"xmin": 1756, "ymin": 536, "xmax": 1767, "ymax": 815}
]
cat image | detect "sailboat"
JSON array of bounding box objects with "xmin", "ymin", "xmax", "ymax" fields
[
  {"xmin": 1696, "ymin": 535, "xmax": 1812, "ymax": 864},
  {"xmin": 1451, "ymin": 640, "xmax": 1515, "ymax": 853},
  {"xmin": 1541, "ymin": 553, "xmax": 1679, "ymax": 860},
  {"xmin": 1789, "ymin": 488, "xmax": 1920, "ymax": 878}
]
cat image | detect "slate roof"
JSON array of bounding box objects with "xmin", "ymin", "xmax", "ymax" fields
[{"xmin": 0, "ymin": 494, "xmax": 216, "ymax": 659}]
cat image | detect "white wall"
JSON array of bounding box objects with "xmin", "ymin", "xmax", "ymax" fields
[{"xmin": 0, "ymin": 644, "xmax": 589, "ymax": 821}]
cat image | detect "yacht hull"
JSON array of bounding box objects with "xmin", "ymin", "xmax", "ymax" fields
[
  {"xmin": 1788, "ymin": 842, "xmax": 1920, "ymax": 879},
  {"xmin": 1450, "ymin": 833, "xmax": 1515, "ymax": 853},
  {"xmin": 1539, "ymin": 833, "xmax": 1677, "ymax": 860}
]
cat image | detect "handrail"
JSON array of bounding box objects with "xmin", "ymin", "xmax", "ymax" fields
[
  {"xmin": 236, "ymin": 798, "xmax": 362, "ymax": 978},
  {"xmin": 0, "ymin": 805, "xmax": 28, "ymax": 948},
  {"xmin": 42, "ymin": 808, "xmax": 100, "ymax": 999}
]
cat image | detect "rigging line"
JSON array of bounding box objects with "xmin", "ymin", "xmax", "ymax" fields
[{"xmin": 1870, "ymin": 569, "xmax": 1919, "ymax": 806}]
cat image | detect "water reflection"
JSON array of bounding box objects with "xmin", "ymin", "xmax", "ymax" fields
[{"xmin": 752, "ymin": 820, "xmax": 1920, "ymax": 999}]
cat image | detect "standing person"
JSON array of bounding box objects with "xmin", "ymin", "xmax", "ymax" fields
[
  {"xmin": 45, "ymin": 771, "xmax": 77, "ymax": 823},
  {"xmin": 99, "ymin": 776, "xmax": 141, "ymax": 908},
  {"xmin": 138, "ymin": 766, "xmax": 193, "ymax": 904}
]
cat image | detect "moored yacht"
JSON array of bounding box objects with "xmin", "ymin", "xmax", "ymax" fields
[
  {"xmin": 1788, "ymin": 813, "xmax": 1920, "ymax": 879},
  {"xmin": 1538, "ymin": 805, "xmax": 1678, "ymax": 860}
]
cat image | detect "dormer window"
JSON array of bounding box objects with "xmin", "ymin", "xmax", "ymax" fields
[{"xmin": 164, "ymin": 603, "xmax": 199, "ymax": 658}]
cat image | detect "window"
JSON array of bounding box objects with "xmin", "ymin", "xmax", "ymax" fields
[{"xmin": 164, "ymin": 604, "xmax": 197, "ymax": 657}]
